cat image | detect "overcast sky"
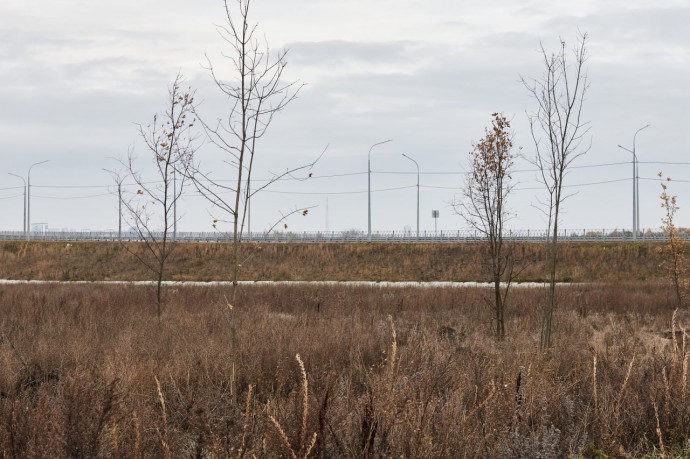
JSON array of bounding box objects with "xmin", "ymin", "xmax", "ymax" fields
[{"xmin": 1, "ymin": 0, "xmax": 689, "ymax": 234}]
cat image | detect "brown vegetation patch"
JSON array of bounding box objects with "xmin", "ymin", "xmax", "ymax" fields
[
  {"xmin": 0, "ymin": 282, "xmax": 688, "ymax": 456},
  {"xmin": 0, "ymin": 241, "xmax": 668, "ymax": 282}
]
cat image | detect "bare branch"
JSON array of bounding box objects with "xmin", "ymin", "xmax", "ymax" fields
[
  {"xmin": 521, "ymin": 32, "xmax": 591, "ymax": 348},
  {"xmin": 183, "ymin": 0, "xmax": 324, "ymax": 403},
  {"xmin": 121, "ymin": 73, "xmax": 198, "ymax": 321}
]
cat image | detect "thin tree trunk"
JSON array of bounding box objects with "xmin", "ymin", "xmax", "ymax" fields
[
  {"xmin": 494, "ymin": 274, "xmax": 504, "ymax": 339},
  {"xmin": 541, "ymin": 212, "xmax": 559, "ymax": 349},
  {"xmin": 230, "ymin": 212, "xmax": 240, "ymax": 406},
  {"xmin": 157, "ymin": 269, "xmax": 164, "ymax": 323}
]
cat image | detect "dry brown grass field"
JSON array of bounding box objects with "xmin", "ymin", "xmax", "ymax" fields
[
  {"xmin": 0, "ymin": 280, "xmax": 689, "ymax": 457},
  {"xmin": 0, "ymin": 240, "xmax": 667, "ymax": 282},
  {"xmin": 1, "ymin": 240, "xmax": 688, "ymax": 457}
]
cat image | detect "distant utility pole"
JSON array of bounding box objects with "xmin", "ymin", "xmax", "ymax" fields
[
  {"xmin": 618, "ymin": 124, "xmax": 650, "ymax": 239},
  {"xmin": 432, "ymin": 210, "xmax": 439, "ymax": 235},
  {"xmin": 325, "ymin": 197, "xmax": 330, "ymax": 233},
  {"xmin": 367, "ymin": 139, "xmax": 392, "ymax": 242},
  {"xmin": 402, "ymin": 153, "xmax": 420, "ymax": 240},
  {"xmin": 27, "ymin": 160, "xmax": 50, "ymax": 240},
  {"xmin": 103, "ymin": 165, "xmax": 127, "ymax": 242},
  {"xmin": 8, "ymin": 173, "xmax": 27, "ymax": 236}
]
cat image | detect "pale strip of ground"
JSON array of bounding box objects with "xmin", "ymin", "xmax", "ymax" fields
[{"xmin": 0, "ymin": 280, "xmax": 581, "ymax": 288}]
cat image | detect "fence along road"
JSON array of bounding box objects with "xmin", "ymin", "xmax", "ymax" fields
[{"xmin": 0, "ymin": 229, "xmax": 680, "ymax": 243}]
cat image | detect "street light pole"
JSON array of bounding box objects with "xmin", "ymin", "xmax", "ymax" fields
[
  {"xmin": 402, "ymin": 154, "xmax": 419, "ymax": 240},
  {"xmin": 618, "ymin": 124, "xmax": 650, "ymax": 239},
  {"xmin": 367, "ymin": 139, "xmax": 392, "ymax": 242},
  {"xmin": 8, "ymin": 173, "xmax": 27, "ymax": 236},
  {"xmin": 623, "ymin": 147, "xmax": 636, "ymax": 240},
  {"xmin": 27, "ymin": 160, "xmax": 50, "ymax": 239},
  {"xmin": 633, "ymin": 125, "xmax": 649, "ymax": 236},
  {"xmin": 102, "ymin": 166, "xmax": 126, "ymax": 242}
]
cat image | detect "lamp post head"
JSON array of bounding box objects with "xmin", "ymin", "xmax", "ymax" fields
[
  {"xmin": 368, "ymin": 139, "xmax": 392, "ymax": 160},
  {"xmin": 632, "ymin": 124, "xmax": 651, "ymax": 151},
  {"xmin": 29, "ymin": 159, "xmax": 50, "ymax": 170},
  {"xmin": 28, "ymin": 160, "xmax": 51, "ymax": 179},
  {"xmin": 402, "ymin": 153, "xmax": 419, "ymax": 171},
  {"xmin": 8, "ymin": 172, "xmax": 26, "ymax": 185},
  {"xmin": 617, "ymin": 144, "xmax": 635, "ymax": 158}
]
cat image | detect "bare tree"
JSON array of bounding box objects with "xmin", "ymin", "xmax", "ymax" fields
[
  {"xmin": 184, "ymin": 0, "xmax": 322, "ymax": 402},
  {"xmin": 122, "ymin": 74, "xmax": 196, "ymax": 321},
  {"xmin": 456, "ymin": 113, "xmax": 516, "ymax": 339},
  {"xmin": 522, "ymin": 33, "xmax": 591, "ymax": 348}
]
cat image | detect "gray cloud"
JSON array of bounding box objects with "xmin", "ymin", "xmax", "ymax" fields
[
  {"xmin": 564, "ymin": 5, "xmax": 690, "ymax": 42},
  {"xmin": 2, "ymin": 1, "xmax": 689, "ymax": 232},
  {"xmin": 287, "ymin": 40, "xmax": 422, "ymax": 66}
]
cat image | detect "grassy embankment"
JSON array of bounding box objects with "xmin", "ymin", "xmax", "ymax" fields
[{"xmin": 0, "ymin": 240, "xmax": 666, "ymax": 282}]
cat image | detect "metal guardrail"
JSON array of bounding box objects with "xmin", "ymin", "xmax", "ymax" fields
[{"xmin": 0, "ymin": 229, "xmax": 683, "ymax": 243}]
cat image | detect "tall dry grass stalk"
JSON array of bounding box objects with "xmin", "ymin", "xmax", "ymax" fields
[
  {"xmin": 297, "ymin": 354, "xmax": 309, "ymax": 453},
  {"xmin": 387, "ymin": 315, "xmax": 397, "ymax": 383},
  {"xmin": 461, "ymin": 380, "xmax": 497, "ymax": 428},
  {"xmin": 683, "ymin": 352, "xmax": 689, "ymax": 399},
  {"xmin": 154, "ymin": 376, "xmax": 172, "ymax": 459},
  {"xmin": 237, "ymin": 384, "xmax": 254, "ymax": 459},
  {"xmin": 268, "ymin": 416, "xmax": 296, "ymax": 459},
  {"xmin": 269, "ymin": 354, "xmax": 317, "ymax": 459},
  {"xmin": 111, "ymin": 424, "xmax": 120, "ymax": 457},
  {"xmin": 592, "ymin": 353, "xmax": 598, "ymax": 414},
  {"xmin": 662, "ymin": 366, "xmax": 671, "ymax": 421},
  {"xmin": 132, "ymin": 411, "xmax": 142, "ymax": 459},
  {"xmin": 654, "ymin": 402, "xmax": 666, "ymax": 457},
  {"xmin": 672, "ymin": 308, "xmax": 679, "ymax": 356},
  {"xmin": 224, "ymin": 294, "xmax": 237, "ymax": 405},
  {"xmin": 615, "ymin": 356, "xmax": 635, "ymax": 423}
]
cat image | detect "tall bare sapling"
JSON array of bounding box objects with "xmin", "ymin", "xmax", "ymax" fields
[
  {"xmin": 122, "ymin": 74, "xmax": 196, "ymax": 321},
  {"xmin": 184, "ymin": 0, "xmax": 321, "ymax": 401},
  {"xmin": 522, "ymin": 33, "xmax": 591, "ymax": 348}
]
